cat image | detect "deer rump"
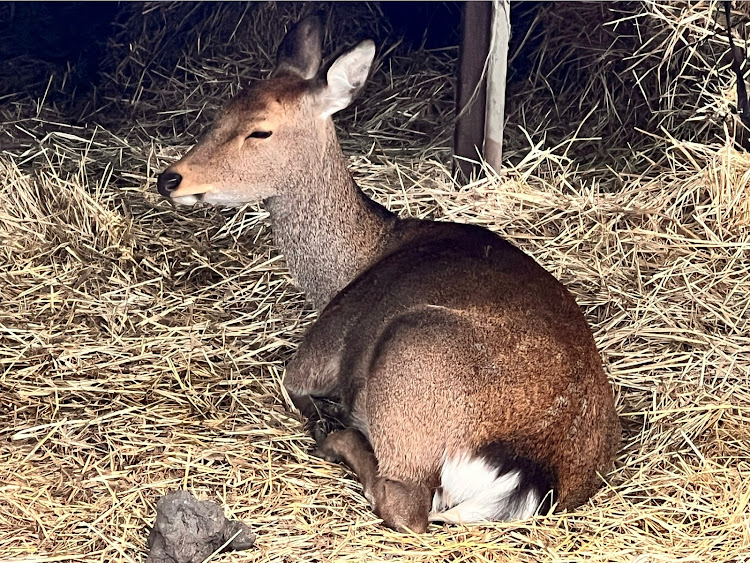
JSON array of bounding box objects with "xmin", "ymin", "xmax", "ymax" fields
[{"xmin": 285, "ymin": 221, "xmax": 618, "ymax": 532}]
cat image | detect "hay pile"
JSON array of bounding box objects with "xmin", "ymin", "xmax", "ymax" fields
[{"xmin": 1, "ymin": 1, "xmax": 749, "ymax": 561}]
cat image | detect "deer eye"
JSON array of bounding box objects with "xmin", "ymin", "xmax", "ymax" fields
[{"xmin": 245, "ymin": 131, "xmax": 272, "ymax": 140}]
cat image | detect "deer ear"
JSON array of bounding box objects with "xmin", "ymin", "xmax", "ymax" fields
[
  {"xmin": 274, "ymin": 16, "xmax": 323, "ymax": 79},
  {"xmin": 317, "ymin": 40, "xmax": 376, "ymax": 119}
]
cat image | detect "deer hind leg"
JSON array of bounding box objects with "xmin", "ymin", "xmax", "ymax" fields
[
  {"xmin": 315, "ymin": 429, "xmax": 432, "ymax": 533},
  {"xmin": 361, "ymin": 308, "xmax": 553, "ymax": 527}
]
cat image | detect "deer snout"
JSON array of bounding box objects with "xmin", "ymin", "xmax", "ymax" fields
[{"xmin": 157, "ymin": 170, "xmax": 182, "ymax": 197}]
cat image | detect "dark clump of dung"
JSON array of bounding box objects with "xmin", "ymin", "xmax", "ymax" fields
[{"xmin": 147, "ymin": 490, "xmax": 255, "ymax": 563}]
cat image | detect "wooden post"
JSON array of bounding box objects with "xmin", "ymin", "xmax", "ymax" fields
[
  {"xmin": 453, "ymin": 1, "xmax": 492, "ymax": 180},
  {"xmin": 484, "ymin": 0, "xmax": 511, "ymax": 173}
]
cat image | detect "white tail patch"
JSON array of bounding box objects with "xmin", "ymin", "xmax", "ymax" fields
[{"xmin": 429, "ymin": 452, "xmax": 541, "ymax": 524}]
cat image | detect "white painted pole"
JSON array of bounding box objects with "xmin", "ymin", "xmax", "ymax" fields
[{"xmin": 484, "ymin": 0, "xmax": 511, "ymax": 173}]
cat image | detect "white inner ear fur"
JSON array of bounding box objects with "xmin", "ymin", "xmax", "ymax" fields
[{"xmin": 318, "ymin": 40, "xmax": 376, "ymax": 119}]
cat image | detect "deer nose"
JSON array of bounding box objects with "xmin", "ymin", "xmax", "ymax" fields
[{"xmin": 157, "ymin": 171, "xmax": 182, "ymax": 197}]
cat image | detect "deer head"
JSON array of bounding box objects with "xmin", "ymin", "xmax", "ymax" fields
[{"xmin": 156, "ymin": 16, "xmax": 376, "ymax": 207}]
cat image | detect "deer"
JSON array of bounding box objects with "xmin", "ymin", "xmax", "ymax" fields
[{"xmin": 156, "ymin": 16, "xmax": 621, "ymax": 533}]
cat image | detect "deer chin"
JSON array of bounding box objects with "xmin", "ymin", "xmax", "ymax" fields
[
  {"xmin": 170, "ymin": 188, "xmax": 265, "ymax": 207},
  {"xmin": 171, "ymin": 194, "xmax": 203, "ymax": 206},
  {"xmin": 193, "ymin": 189, "xmax": 272, "ymax": 207}
]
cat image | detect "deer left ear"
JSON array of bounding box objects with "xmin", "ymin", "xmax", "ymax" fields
[
  {"xmin": 316, "ymin": 40, "xmax": 376, "ymax": 119},
  {"xmin": 273, "ymin": 15, "xmax": 323, "ymax": 80}
]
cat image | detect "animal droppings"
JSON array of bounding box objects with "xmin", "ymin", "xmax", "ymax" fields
[{"xmin": 146, "ymin": 490, "xmax": 255, "ymax": 563}]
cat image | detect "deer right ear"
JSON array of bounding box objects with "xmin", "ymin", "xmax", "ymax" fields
[
  {"xmin": 273, "ymin": 16, "xmax": 323, "ymax": 80},
  {"xmin": 317, "ymin": 40, "xmax": 376, "ymax": 119}
]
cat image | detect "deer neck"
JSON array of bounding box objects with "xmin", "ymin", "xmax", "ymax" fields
[{"xmin": 264, "ymin": 126, "xmax": 394, "ymax": 310}]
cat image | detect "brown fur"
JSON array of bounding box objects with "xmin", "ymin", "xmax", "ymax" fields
[{"xmin": 157, "ymin": 17, "xmax": 621, "ymax": 533}]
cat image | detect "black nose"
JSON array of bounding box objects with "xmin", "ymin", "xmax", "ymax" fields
[{"xmin": 157, "ymin": 171, "xmax": 182, "ymax": 197}]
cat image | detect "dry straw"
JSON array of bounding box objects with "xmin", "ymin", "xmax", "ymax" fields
[{"xmin": 1, "ymin": 1, "xmax": 749, "ymax": 561}]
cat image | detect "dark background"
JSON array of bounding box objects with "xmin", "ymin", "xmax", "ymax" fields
[{"xmin": 0, "ymin": 2, "xmax": 540, "ymax": 102}]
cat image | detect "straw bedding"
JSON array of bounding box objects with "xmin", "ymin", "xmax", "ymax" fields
[{"xmin": 1, "ymin": 1, "xmax": 748, "ymax": 561}]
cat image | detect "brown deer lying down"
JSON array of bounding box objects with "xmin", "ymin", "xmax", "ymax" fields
[{"xmin": 156, "ymin": 16, "xmax": 620, "ymax": 533}]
